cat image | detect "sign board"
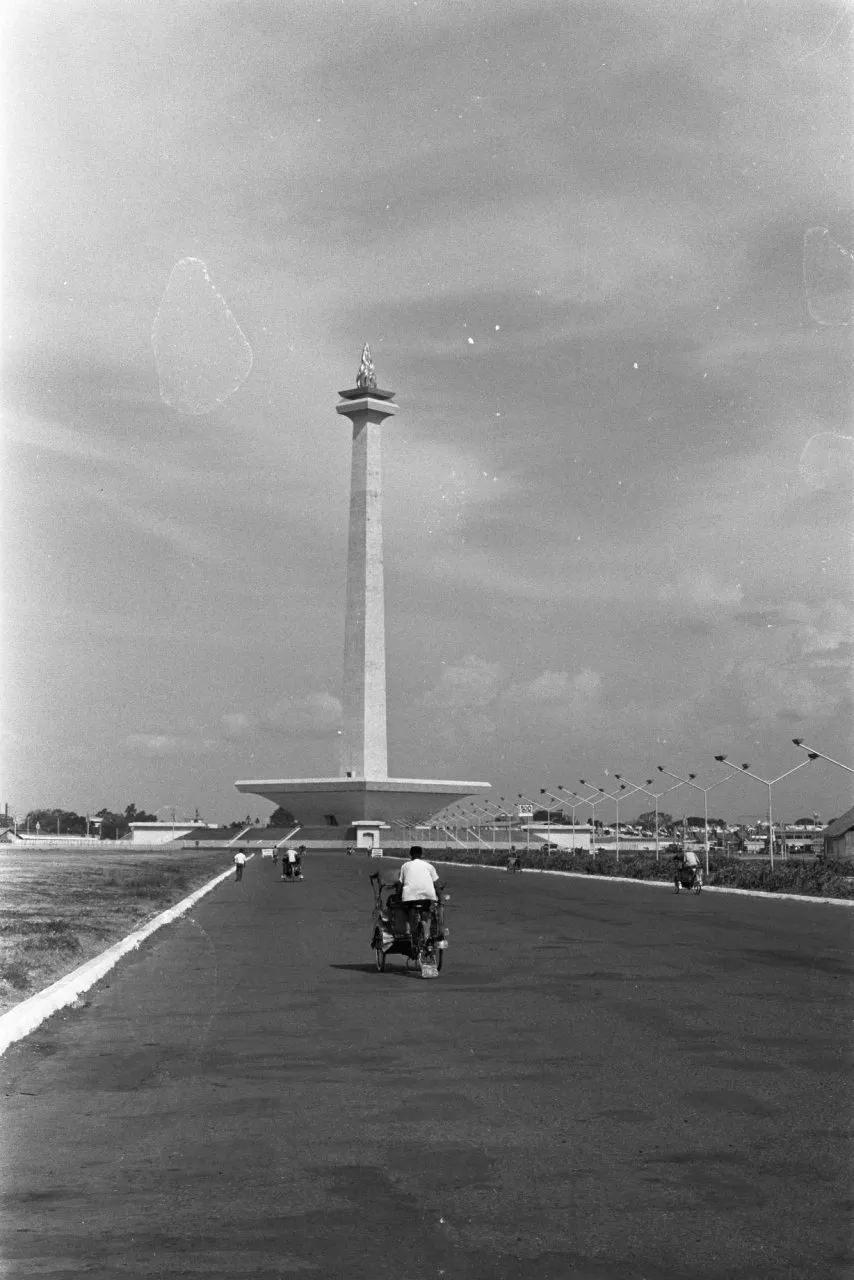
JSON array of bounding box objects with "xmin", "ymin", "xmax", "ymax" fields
[{"xmin": 516, "ymin": 804, "xmax": 534, "ymax": 820}]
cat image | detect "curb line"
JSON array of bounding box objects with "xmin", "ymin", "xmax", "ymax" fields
[
  {"xmin": 0, "ymin": 855, "xmax": 253, "ymax": 1057},
  {"xmin": 381, "ymin": 856, "xmax": 854, "ymax": 906}
]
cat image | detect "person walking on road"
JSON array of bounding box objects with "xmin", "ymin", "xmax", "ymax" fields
[{"xmin": 234, "ymin": 850, "xmax": 246, "ymax": 882}]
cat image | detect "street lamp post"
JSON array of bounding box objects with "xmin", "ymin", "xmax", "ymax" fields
[
  {"xmin": 613, "ymin": 775, "xmax": 685, "ymax": 863},
  {"xmin": 570, "ymin": 785, "xmax": 609, "ymax": 853},
  {"xmin": 539, "ymin": 789, "xmax": 570, "ymax": 849},
  {"xmin": 657, "ymin": 766, "xmax": 739, "ymax": 878},
  {"xmin": 496, "ymin": 797, "xmax": 515, "ymax": 854},
  {"xmin": 792, "ymin": 739, "xmax": 854, "ymax": 775},
  {"xmin": 470, "ymin": 802, "xmax": 498, "ymax": 851},
  {"xmin": 554, "ymin": 787, "xmax": 589, "ymax": 849},
  {"xmin": 467, "ymin": 803, "xmax": 484, "ymax": 848},
  {"xmin": 517, "ymin": 793, "xmax": 537, "ymax": 856},
  {"xmin": 581, "ymin": 780, "xmax": 643, "ymax": 863},
  {"xmin": 714, "ymin": 752, "xmax": 818, "ymax": 869},
  {"xmin": 479, "ymin": 799, "xmax": 511, "ymax": 853}
]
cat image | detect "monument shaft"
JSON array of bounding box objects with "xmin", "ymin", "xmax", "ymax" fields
[{"xmin": 341, "ymin": 410, "xmax": 389, "ymax": 779}]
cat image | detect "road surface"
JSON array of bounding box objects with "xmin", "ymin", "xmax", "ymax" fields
[{"xmin": 1, "ymin": 854, "xmax": 851, "ymax": 1279}]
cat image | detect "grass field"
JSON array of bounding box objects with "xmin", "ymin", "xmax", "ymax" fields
[{"xmin": 0, "ymin": 847, "xmax": 234, "ymax": 1015}]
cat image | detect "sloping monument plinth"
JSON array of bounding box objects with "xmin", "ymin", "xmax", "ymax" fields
[{"xmin": 236, "ymin": 347, "xmax": 490, "ymax": 847}]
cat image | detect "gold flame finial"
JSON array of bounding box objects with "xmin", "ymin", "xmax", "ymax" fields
[{"xmin": 356, "ymin": 343, "xmax": 377, "ymax": 390}]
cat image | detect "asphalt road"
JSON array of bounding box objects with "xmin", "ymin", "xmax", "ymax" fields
[{"xmin": 1, "ymin": 854, "xmax": 851, "ymax": 1280}]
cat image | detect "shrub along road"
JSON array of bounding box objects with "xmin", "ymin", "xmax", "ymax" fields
[{"xmin": 1, "ymin": 853, "xmax": 851, "ymax": 1279}]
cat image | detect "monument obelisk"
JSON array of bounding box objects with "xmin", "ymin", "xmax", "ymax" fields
[
  {"xmin": 337, "ymin": 345, "xmax": 394, "ymax": 780},
  {"xmin": 235, "ymin": 348, "xmax": 489, "ymax": 847}
]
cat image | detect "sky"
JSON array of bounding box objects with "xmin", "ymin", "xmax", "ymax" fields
[{"xmin": 2, "ymin": 0, "xmax": 852, "ymax": 826}]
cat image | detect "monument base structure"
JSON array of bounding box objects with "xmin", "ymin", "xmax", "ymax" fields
[
  {"xmin": 236, "ymin": 348, "xmax": 490, "ymax": 849},
  {"xmin": 234, "ymin": 776, "xmax": 490, "ymax": 850}
]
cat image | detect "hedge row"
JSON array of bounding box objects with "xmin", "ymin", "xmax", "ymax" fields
[{"xmin": 381, "ymin": 845, "xmax": 854, "ymax": 899}]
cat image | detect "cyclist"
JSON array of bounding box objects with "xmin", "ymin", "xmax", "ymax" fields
[
  {"xmin": 398, "ymin": 846, "xmax": 440, "ymax": 943},
  {"xmin": 673, "ymin": 846, "xmax": 701, "ymax": 891}
]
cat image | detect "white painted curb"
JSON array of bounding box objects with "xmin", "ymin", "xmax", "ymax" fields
[
  {"xmin": 0, "ymin": 855, "xmax": 253, "ymax": 1057},
  {"xmin": 386, "ymin": 857, "xmax": 854, "ymax": 907}
]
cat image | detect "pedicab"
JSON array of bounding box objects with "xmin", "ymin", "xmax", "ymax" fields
[
  {"xmin": 369, "ymin": 872, "xmax": 449, "ymax": 978},
  {"xmin": 673, "ymin": 858, "xmax": 703, "ymax": 894},
  {"xmin": 282, "ymin": 846, "xmax": 304, "ymax": 880}
]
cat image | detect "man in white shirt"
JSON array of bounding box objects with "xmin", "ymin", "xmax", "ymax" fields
[
  {"xmin": 234, "ymin": 850, "xmax": 246, "ymax": 882},
  {"xmin": 674, "ymin": 846, "xmax": 701, "ymax": 890},
  {"xmin": 398, "ymin": 846, "xmax": 439, "ymax": 941}
]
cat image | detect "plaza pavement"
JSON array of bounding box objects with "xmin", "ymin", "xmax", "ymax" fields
[{"xmin": 1, "ymin": 852, "xmax": 851, "ymax": 1280}]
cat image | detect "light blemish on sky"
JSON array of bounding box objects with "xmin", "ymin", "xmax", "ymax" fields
[
  {"xmin": 798, "ymin": 432, "xmax": 854, "ymax": 492},
  {"xmin": 802, "ymin": 227, "xmax": 853, "ymax": 326},
  {"xmin": 151, "ymin": 258, "xmax": 253, "ymax": 415}
]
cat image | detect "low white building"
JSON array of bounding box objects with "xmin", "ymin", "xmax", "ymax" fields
[{"xmin": 529, "ymin": 824, "xmax": 592, "ymax": 852}]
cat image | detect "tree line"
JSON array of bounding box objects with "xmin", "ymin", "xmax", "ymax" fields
[{"xmin": 19, "ymin": 803, "xmax": 296, "ymax": 839}]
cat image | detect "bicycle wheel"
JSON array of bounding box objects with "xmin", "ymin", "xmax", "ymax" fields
[{"xmin": 375, "ymin": 945, "xmax": 386, "ymax": 971}]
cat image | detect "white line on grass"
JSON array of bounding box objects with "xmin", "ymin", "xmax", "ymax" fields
[
  {"xmin": 380, "ymin": 856, "xmax": 854, "ymax": 906},
  {"xmin": 0, "ymin": 855, "xmax": 253, "ymax": 1057}
]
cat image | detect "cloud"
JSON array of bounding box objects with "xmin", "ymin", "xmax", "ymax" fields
[
  {"xmin": 125, "ymin": 733, "xmax": 217, "ymax": 757},
  {"xmin": 506, "ymin": 667, "xmax": 603, "ymax": 705},
  {"xmin": 657, "ymin": 572, "xmax": 744, "ymax": 609},
  {"xmin": 798, "ymin": 432, "xmax": 854, "ymax": 493},
  {"xmin": 386, "ymin": 436, "xmax": 516, "ymax": 538},
  {"xmin": 223, "ymin": 694, "xmax": 342, "ymax": 741},
  {"xmin": 417, "ymin": 656, "xmax": 505, "ymax": 712},
  {"xmin": 262, "ymin": 692, "xmax": 341, "ymax": 736},
  {"xmin": 417, "ymin": 659, "xmax": 604, "ymax": 738},
  {"xmin": 221, "ymin": 713, "xmax": 254, "ymax": 740},
  {"xmin": 716, "ymin": 659, "xmax": 838, "ymax": 724}
]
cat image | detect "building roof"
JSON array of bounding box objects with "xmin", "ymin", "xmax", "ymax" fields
[{"xmin": 822, "ymin": 805, "xmax": 854, "ymax": 839}]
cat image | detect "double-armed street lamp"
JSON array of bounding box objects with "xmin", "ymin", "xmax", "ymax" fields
[
  {"xmin": 552, "ymin": 787, "xmax": 591, "ymax": 846},
  {"xmin": 613, "ymin": 774, "xmax": 685, "ymax": 863},
  {"xmin": 496, "ymin": 797, "xmax": 517, "ymax": 851},
  {"xmin": 657, "ymin": 765, "xmax": 739, "ymax": 878},
  {"xmin": 471, "ymin": 798, "xmax": 496, "ymax": 849},
  {"xmin": 580, "ymin": 779, "xmax": 643, "ymax": 862},
  {"xmin": 568, "ymin": 784, "xmax": 609, "ymax": 852},
  {"xmin": 792, "ymin": 739, "xmax": 854, "ymax": 776},
  {"xmin": 516, "ymin": 792, "xmax": 537, "ymax": 854},
  {"xmin": 714, "ymin": 751, "xmax": 819, "ymax": 869},
  {"xmin": 466, "ymin": 802, "xmax": 490, "ymax": 848},
  {"xmin": 539, "ymin": 789, "xmax": 568, "ymax": 847}
]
